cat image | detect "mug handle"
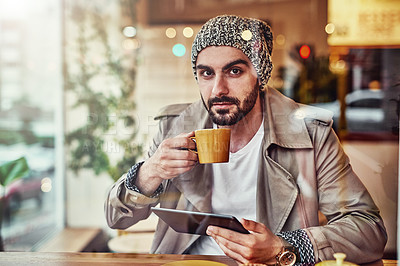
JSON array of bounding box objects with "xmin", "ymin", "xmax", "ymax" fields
[{"xmin": 188, "ymin": 137, "xmax": 198, "ymax": 154}]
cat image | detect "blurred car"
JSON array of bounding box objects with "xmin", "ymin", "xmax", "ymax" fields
[
  {"xmin": 312, "ymin": 89, "xmax": 392, "ymax": 132},
  {"xmin": 1, "ymin": 169, "xmax": 51, "ymax": 222}
]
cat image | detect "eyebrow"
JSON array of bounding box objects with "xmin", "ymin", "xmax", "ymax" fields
[
  {"xmin": 222, "ymin": 59, "xmax": 250, "ymax": 71},
  {"xmin": 196, "ymin": 64, "xmax": 212, "ymax": 71},
  {"xmin": 196, "ymin": 59, "xmax": 250, "ymax": 72}
]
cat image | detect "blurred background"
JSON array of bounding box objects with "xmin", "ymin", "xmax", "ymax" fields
[{"xmin": 0, "ymin": 0, "xmax": 398, "ymax": 259}]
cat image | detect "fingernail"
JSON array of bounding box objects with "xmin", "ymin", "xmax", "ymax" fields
[{"xmin": 206, "ymin": 226, "xmax": 214, "ymax": 235}]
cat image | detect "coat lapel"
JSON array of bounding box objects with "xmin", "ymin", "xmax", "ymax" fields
[
  {"xmin": 257, "ymin": 150, "xmax": 299, "ymax": 234},
  {"xmin": 256, "ymin": 87, "xmax": 313, "ymax": 233}
]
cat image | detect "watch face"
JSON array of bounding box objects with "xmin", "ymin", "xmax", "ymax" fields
[{"xmin": 279, "ymin": 251, "xmax": 296, "ymax": 266}]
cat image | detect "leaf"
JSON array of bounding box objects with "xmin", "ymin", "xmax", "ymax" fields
[{"xmin": 0, "ymin": 157, "xmax": 30, "ymax": 187}]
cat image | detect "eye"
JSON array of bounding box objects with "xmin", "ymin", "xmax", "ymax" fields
[
  {"xmin": 230, "ymin": 68, "xmax": 242, "ymax": 75},
  {"xmin": 199, "ymin": 70, "xmax": 213, "ymax": 77},
  {"xmin": 204, "ymin": 70, "xmax": 212, "ymax": 76}
]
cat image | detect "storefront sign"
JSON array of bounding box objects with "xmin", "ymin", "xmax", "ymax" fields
[{"xmin": 328, "ymin": 0, "xmax": 400, "ymax": 46}]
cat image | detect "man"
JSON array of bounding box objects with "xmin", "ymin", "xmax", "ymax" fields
[{"xmin": 105, "ymin": 15, "xmax": 387, "ymax": 265}]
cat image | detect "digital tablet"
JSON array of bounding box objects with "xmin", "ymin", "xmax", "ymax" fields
[{"xmin": 151, "ymin": 207, "xmax": 250, "ymax": 235}]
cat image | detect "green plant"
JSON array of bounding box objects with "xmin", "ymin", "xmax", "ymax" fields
[
  {"xmin": 65, "ymin": 0, "xmax": 142, "ymax": 181},
  {"xmin": 0, "ymin": 157, "xmax": 29, "ymax": 251}
]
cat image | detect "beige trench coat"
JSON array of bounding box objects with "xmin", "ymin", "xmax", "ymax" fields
[{"xmin": 105, "ymin": 87, "xmax": 387, "ymax": 263}]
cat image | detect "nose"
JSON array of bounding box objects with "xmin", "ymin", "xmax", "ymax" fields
[{"xmin": 211, "ymin": 74, "xmax": 229, "ymax": 97}]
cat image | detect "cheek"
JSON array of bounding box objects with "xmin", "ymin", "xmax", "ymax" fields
[
  {"xmin": 199, "ymin": 89, "xmax": 211, "ymax": 108},
  {"xmin": 198, "ymin": 83, "xmax": 212, "ymax": 98},
  {"xmin": 227, "ymin": 78, "xmax": 255, "ymax": 96}
]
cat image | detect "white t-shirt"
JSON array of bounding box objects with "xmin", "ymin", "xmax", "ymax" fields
[{"xmin": 187, "ymin": 121, "xmax": 264, "ymax": 255}]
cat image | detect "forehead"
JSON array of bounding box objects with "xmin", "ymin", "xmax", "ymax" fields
[{"xmin": 196, "ymin": 46, "xmax": 251, "ymax": 67}]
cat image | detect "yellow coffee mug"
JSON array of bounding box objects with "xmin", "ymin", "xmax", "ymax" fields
[{"xmin": 190, "ymin": 128, "xmax": 231, "ymax": 164}]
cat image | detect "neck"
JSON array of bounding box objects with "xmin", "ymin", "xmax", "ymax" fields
[{"xmin": 219, "ymin": 98, "xmax": 263, "ymax": 153}]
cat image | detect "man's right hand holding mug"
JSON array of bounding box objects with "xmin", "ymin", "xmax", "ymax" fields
[{"xmin": 134, "ymin": 131, "xmax": 198, "ymax": 196}]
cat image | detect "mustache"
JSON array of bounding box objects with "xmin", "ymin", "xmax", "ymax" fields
[{"xmin": 208, "ymin": 96, "xmax": 240, "ymax": 107}]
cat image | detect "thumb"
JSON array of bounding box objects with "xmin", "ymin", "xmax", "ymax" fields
[{"xmin": 241, "ymin": 218, "xmax": 268, "ymax": 234}]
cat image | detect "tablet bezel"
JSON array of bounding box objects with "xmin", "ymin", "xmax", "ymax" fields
[{"xmin": 151, "ymin": 207, "xmax": 250, "ymax": 235}]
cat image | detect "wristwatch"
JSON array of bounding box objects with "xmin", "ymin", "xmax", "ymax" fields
[
  {"xmin": 276, "ymin": 249, "xmax": 296, "ymax": 266},
  {"xmin": 275, "ymin": 238, "xmax": 297, "ymax": 266}
]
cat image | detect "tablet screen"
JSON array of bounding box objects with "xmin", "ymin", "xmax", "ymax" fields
[{"xmin": 151, "ymin": 207, "xmax": 250, "ymax": 235}]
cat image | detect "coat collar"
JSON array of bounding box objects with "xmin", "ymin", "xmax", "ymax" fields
[{"xmin": 263, "ymin": 87, "xmax": 313, "ymax": 150}]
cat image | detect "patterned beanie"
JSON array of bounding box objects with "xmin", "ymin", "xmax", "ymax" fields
[{"xmin": 191, "ymin": 15, "xmax": 274, "ymax": 89}]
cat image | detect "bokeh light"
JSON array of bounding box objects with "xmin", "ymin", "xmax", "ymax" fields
[
  {"xmin": 325, "ymin": 23, "xmax": 335, "ymax": 34},
  {"xmin": 123, "ymin": 39, "xmax": 141, "ymax": 50},
  {"xmin": 276, "ymin": 34, "xmax": 286, "ymax": 46},
  {"xmin": 330, "ymin": 59, "xmax": 347, "ymax": 72},
  {"xmin": 299, "ymin": 45, "xmax": 311, "ymax": 59},
  {"xmin": 183, "ymin": 27, "xmax": 194, "ymax": 38},
  {"xmin": 172, "ymin": 43, "xmax": 186, "ymax": 57},
  {"xmin": 273, "ymin": 77, "xmax": 284, "ymax": 88},
  {"xmin": 41, "ymin": 177, "xmax": 52, "ymax": 193},
  {"xmin": 123, "ymin": 26, "xmax": 137, "ymax": 37},
  {"xmin": 241, "ymin": 30, "xmax": 252, "ymax": 41},
  {"xmin": 166, "ymin": 27, "xmax": 177, "ymax": 38}
]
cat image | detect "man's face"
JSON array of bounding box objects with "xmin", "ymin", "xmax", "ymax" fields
[{"xmin": 195, "ymin": 46, "xmax": 260, "ymax": 126}]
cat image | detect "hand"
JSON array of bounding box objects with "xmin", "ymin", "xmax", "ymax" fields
[
  {"xmin": 206, "ymin": 219, "xmax": 283, "ymax": 264},
  {"xmin": 135, "ymin": 132, "xmax": 198, "ymax": 194}
]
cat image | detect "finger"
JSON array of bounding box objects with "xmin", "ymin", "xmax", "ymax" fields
[
  {"xmin": 167, "ymin": 136, "xmax": 197, "ymax": 150},
  {"xmin": 177, "ymin": 149, "xmax": 198, "ymax": 161},
  {"xmin": 156, "ymin": 151, "xmax": 198, "ymax": 167},
  {"xmin": 241, "ymin": 219, "xmax": 267, "ymax": 234},
  {"xmin": 162, "ymin": 160, "xmax": 197, "ymax": 169},
  {"xmin": 158, "ymin": 149, "xmax": 198, "ymax": 162},
  {"xmin": 213, "ymin": 237, "xmax": 249, "ymax": 264},
  {"xmin": 207, "ymin": 226, "xmax": 249, "ymax": 247},
  {"xmin": 213, "ymin": 233, "xmax": 251, "ymax": 258},
  {"xmin": 177, "ymin": 131, "xmax": 196, "ymax": 149},
  {"xmin": 208, "ymin": 229, "xmax": 252, "ymax": 258}
]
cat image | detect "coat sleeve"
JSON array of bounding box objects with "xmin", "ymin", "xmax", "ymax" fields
[
  {"xmin": 104, "ymin": 174, "xmax": 161, "ymax": 229},
  {"xmin": 304, "ymin": 125, "xmax": 387, "ymax": 263}
]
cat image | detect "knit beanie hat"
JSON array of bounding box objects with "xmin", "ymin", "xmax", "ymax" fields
[{"xmin": 191, "ymin": 15, "xmax": 274, "ymax": 89}]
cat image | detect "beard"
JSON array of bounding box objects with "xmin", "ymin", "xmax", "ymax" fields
[{"xmin": 201, "ymin": 83, "xmax": 260, "ymax": 126}]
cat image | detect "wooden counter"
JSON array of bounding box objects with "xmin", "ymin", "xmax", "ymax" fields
[
  {"xmin": 0, "ymin": 252, "xmax": 237, "ymax": 266},
  {"xmin": 0, "ymin": 252, "xmax": 396, "ymax": 266}
]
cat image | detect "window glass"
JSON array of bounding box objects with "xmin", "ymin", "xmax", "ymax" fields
[
  {"xmin": 0, "ymin": 0, "xmax": 396, "ymax": 258},
  {"xmin": 0, "ymin": 0, "xmax": 62, "ymax": 251}
]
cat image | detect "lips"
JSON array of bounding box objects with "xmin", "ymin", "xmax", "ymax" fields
[
  {"xmin": 212, "ymin": 102, "xmax": 234, "ymax": 109},
  {"xmin": 208, "ymin": 96, "xmax": 240, "ymax": 110}
]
